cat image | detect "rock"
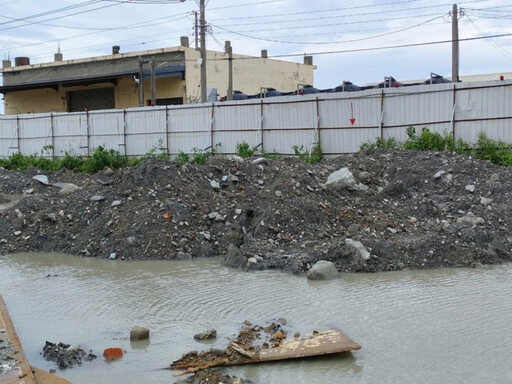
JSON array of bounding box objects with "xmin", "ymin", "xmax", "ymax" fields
[
  {"xmin": 109, "ymin": 252, "xmax": 117, "ymax": 260},
  {"xmin": 252, "ymin": 157, "xmax": 267, "ymax": 165},
  {"xmin": 345, "ymin": 238, "xmax": 370, "ymax": 260},
  {"xmin": 194, "ymin": 329, "xmax": 217, "ymax": 340},
  {"xmin": 488, "ymin": 173, "xmax": 500, "ymax": 183},
  {"xmin": 346, "ymin": 223, "xmax": 360, "ymax": 237},
  {"xmin": 90, "ymin": 195, "xmax": 105, "ymax": 202},
  {"xmin": 465, "ymin": 184, "xmax": 476, "ymax": 193},
  {"xmin": 434, "ymin": 170, "xmax": 446, "ymax": 179},
  {"xmin": 306, "ymin": 260, "xmax": 339, "ymax": 280},
  {"xmin": 456, "ymin": 214, "xmax": 485, "ymax": 226},
  {"xmin": 208, "ymin": 212, "xmax": 220, "ymax": 220},
  {"xmin": 53, "ymin": 182, "xmax": 80, "ymax": 194},
  {"xmin": 325, "ymin": 167, "xmax": 368, "ymax": 192},
  {"xmin": 14, "ymin": 209, "xmax": 23, "ymax": 218},
  {"xmin": 224, "ymin": 245, "xmax": 246, "ymax": 268},
  {"xmin": 176, "ymin": 252, "xmax": 192, "ymax": 260},
  {"xmin": 130, "ymin": 326, "xmax": 150, "ymax": 340},
  {"xmin": 228, "ymin": 174, "xmax": 239, "ymax": 183},
  {"xmin": 14, "ymin": 231, "xmax": 22, "ymax": 236},
  {"xmin": 210, "ymin": 180, "xmax": 220, "ymax": 190},
  {"xmin": 127, "ymin": 236, "xmax": 138, "ymax": 246},
  {"xmin": 111, "ymin": 200, "xmax": 122, "ymax": 207},
  {"xmin": 480, "ymin": 197, "xmax": 493, "ymax": 206},
  {"xmin": 32, "ymin": 175, "xmax": 50, "ymax": 185}
]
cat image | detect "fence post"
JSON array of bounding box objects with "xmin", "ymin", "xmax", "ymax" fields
[
  {"xmin": 379, "ymin": 90, "xmax": 385, "ymax": 141},
  {"xmin": 123, "ymin": 110, "xmax": 127, "ymax": 157},
  {"xmin": 16, "ymin": 115, "xmax": 20, "ymax": 154},
  {"xmin": 260, "ymin": 99, "xmax": 264, "ymax": 152},
  {"xmin": 210, "ymin": 103, "xmax": 215, "ymax": 154},
  {"xmin": 315, "ymin": 96, "xmax": 321, "ymax": 150},
  {"xmin": 50, "ymin": 113, "xmax": 55, "ymax": 160},
  {"xmin": 86, "ymin": 110, "xmax": 90, "ymax": 157},
  {"xmin": 165, "ymin": 105, "xmax": 170, "ymax": 156},
  {"xmin": 451, "ymin": 84, "xmax": 457, "ymax": 141}
]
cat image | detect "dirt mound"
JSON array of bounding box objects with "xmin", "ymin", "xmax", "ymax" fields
[{"xmin": 1, "ymin": 149, "xmax": 511, "ymax": 273}]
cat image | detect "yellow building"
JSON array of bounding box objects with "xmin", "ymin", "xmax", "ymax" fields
[{"xmin": 0, "ymin": 38, "xmax": 315, "ymax": 115}]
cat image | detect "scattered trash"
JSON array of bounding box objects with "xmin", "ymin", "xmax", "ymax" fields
[{"xmin": 169, "ymin": 321, "xmax": 360, "ymax": 376}]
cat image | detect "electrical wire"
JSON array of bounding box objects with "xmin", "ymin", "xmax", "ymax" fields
[
  {"xmin": 465, "ymin": 14, "xmax": 512, "ymax": 61},
  {"xmin": 211, "ymin": 15, "xmax": 445, "ymax": 45}
]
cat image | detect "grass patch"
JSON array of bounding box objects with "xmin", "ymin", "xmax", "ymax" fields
[{"xmin": 293, "ymin": 143, "xmax": 323, "ymax": 164}]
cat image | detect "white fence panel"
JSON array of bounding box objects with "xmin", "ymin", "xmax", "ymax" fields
[
  {"xmin": 18, "ymin": 114, "xmax": 52, "ymax": 156},
  {"xmin": 125, "ymin": 107, "xmax": 167, "ymax": 157},
  {"xmin": 53, "ymin": 112, "xmax": 88, "ymax": 157},
  {"xmin": 0, "ymin": 117, "xmax": 18, "ymax": 157},
  {"xmin": 320, "ymin": 91, "xmax": 382, "ymax": 128},
  {"xmin": 455, "ymin": 82, "xmax": 512, "ymax": 144},
  {"xmin": 319, "ymin": 92, "xmax": 383, "ymax": 152},
  {"xmin": 88, "ymin": 110, "xmax": 125, "ymax": 155},
  {"xmin": 214, "ymin": 102, "xmax": 261, "ymax": 153},
  {"xmin": 383, "ymin": 84, "xmax": 454, "ymax": 136},
  {"xmin": 263, "ymin": 98, "xmax": 318, "ymax": 154},
  {"xmin": 168, "ymin": 105, "xmax": 212, "ymax": 154}
]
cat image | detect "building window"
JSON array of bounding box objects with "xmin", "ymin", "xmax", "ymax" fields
[
  {"xmin": 147, "ymin": 97, "xmax": 183, "ymax": 106},
  {"xmin": 68, "ymin": 88, "xmax": 115, "ymax": 112}
]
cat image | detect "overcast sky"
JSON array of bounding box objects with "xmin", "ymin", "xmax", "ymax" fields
[{"xmin": 1, "ymin": 0, "xmax": 512, "ymax": 92}]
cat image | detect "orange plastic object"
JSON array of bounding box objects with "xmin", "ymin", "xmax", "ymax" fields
[{"xmin": 103, "ymin": 348, "xmax": 124, "ymax": 360}]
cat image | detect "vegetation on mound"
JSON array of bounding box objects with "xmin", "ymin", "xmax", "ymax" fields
[
  {"xmin": 360, "ymin": 127, "xmax": 512, "ymax": 167},
  {"xmin": 1, "ymin": 126, "xmax": 512, "ymax": 172}
]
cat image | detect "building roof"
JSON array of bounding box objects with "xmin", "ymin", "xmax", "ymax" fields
[{"xmin": 0, "ymin": 46, "xmax": 188, "ymax": 93}]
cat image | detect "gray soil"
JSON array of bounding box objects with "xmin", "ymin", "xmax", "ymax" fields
[{"xmin": 1, "ymin": 149, "xmax": 511, "ymax": 273}]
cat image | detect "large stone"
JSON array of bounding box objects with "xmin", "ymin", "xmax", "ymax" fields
[
  {"xmin": 306, "ymin": 260, "xmax": 339, "ymax": 280},
  {"xmin": 325, "ymin": 168, "xmax": 368, "ymax": 192},
  {"xmin": 194, "ymin": 329, "xmax": 217, "ymax": 340},
  {"xmin": 32, "ymin": 175, "xmax": 50, "ymax": 185},
  {"xmin": 456, "ymin": 214, "xmax": 485, "ymax": 227},
  {"xmin": 53, "ymin": 182, "xmax": 80, "ymax": 194},
  {"xmin": 345, "ymin": 238, "xmax": 370, "ymax": 260},
  {"xmin": 130, "ymin": 326, "xmax": 150, "ymax": 340}
]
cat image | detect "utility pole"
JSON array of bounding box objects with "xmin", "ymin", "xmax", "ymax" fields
[
  {"xmin": 194, "ymin": 11, "xmax": 199, "ymax": 49},
  {"xmin": 225, "ymin": 41, "xmax": 233, "ymax": 101},
  {"xmin": 150, "ymin": 58, "xmax": 156, "ymax": 106},
  {"xmin": 138, "ymin": 57, "xmax": 144, "ymax": 107},
  {"xmin": 452, "ymin": 4, "xmax": 460, "ymax": 83},
  {"xmin": 199, "ymin": 0, "xmax": 207, "ymax": 103}
]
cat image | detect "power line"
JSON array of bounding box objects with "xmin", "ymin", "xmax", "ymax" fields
[
  {"xmin": 211, "ymin": 15, "xmax": 445, "ymax": 45},
  {"xmin": 260, "ymin": 32, "xmax": 512, "ymax": 60}
]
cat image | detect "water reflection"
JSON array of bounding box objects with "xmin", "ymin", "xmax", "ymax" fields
[{"xmin": 0, "ymin": 252, "xmax": 511, "ymax": 384}]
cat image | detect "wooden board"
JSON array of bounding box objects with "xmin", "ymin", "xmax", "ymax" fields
[
  {"xmin": 171, "ymin": 329, "xmax": 361, "ymax": 375},
  {"xmin": 255, "ymin": 329, "xmax": 361, "ymax": 363},
  {"xmin": 0, "ymin": 295, "xmax": 37, "ymax": 384}
]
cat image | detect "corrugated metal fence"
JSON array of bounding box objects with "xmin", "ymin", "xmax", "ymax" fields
[{"xmin": 1, "ymin": 80, "xmax": 511, "ymax": 158}]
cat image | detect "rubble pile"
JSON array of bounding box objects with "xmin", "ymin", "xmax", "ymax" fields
[
  {"xmin": 42, "ymin": 341, "xmax": 97, "ymax": 369},
  {"xmin": 1, "ymin": 149, "xmax": 511, "ymax": 273}
]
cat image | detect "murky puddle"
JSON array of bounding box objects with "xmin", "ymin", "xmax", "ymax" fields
[{"xmin": 0, "ymin": 253, "xmax": 511, "ymax": 383}]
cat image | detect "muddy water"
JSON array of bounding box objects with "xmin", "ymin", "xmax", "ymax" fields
[{"xmin": 0, "ymin": 253, "xmax": 511, "ymax": 384}]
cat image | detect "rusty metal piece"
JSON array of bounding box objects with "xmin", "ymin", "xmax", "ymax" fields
[
  {"xmin": 170, "ymin": 329, "xmax": 361, "ymax": 376},
  {"xmin": 0, "ymin": 295, "xmax": 37, "ymax": 384}
]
